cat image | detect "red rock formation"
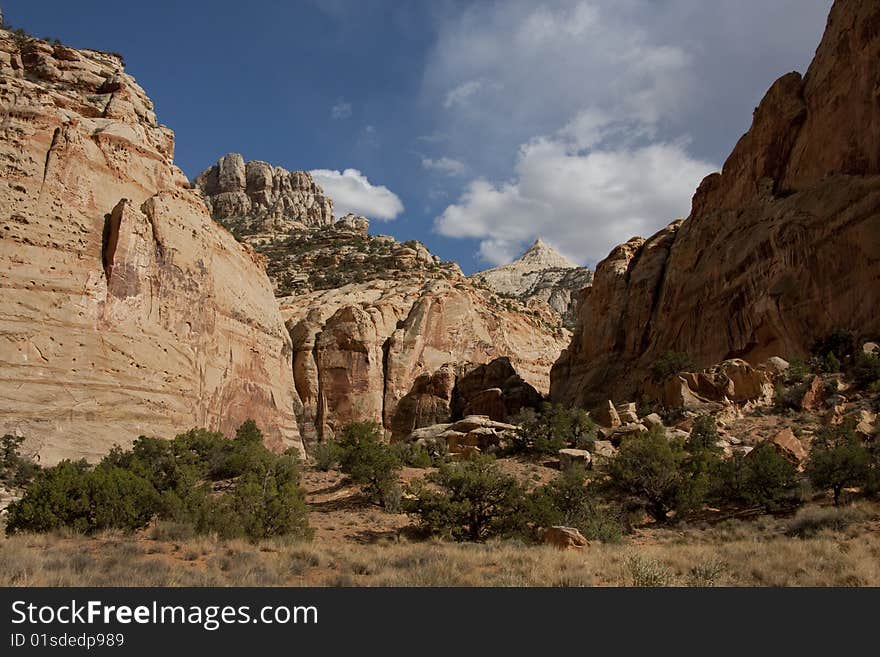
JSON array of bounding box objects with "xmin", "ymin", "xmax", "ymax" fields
[{"xmin": 552, "ymin": 0, "xmax": 880, "ymax": 407}]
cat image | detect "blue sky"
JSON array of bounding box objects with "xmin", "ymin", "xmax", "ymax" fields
[{"xmin": 3, "ymin": 1, "xmax": 831, "ymax": 273}]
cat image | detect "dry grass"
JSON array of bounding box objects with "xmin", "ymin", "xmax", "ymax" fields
[{"xmin": 1, "ymin": 501, "xmax": 879, "ymax": 587}]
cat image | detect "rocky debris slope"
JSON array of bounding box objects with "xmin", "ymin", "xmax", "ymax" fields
[
  {"xmin": 0, "ymin": 31, "xmax": 303, "ymax": 462},
  {"xmin": 194, "ymin": 153, "xmax": 333, "ymax": 236},
  {"xmin": 552, "ymin": 0, "xmax": 880, "ymax": 408},
  {"xmin": 197, "ymin": 166, "xmax": 569, "ymax": 447},
  {"xmin": 470, "ymin": 239, "xmax": 592, "ymax": 327}
]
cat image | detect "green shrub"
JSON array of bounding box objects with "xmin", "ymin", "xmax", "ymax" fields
[
  {"xmin": 626, "ymin": 555, "xmax": 675, "ymax": 587},
  {"xmin": 687, "ymin": 415, "xmax": 721, "ymax": 453},
  {"xmin": 404, "ymin": 454, "xmax": 527, "ymax": 541},
  {"xmin": 335, "ymin": 422, "xmax": 402, "ymax": 507},
  {"xmin": 714, "ymin": 443, "xmax": 799, "ymax": 511},
  {"xmin": 1, "ymin": 434, "xmax": 40, "ymax": 487},
  {"xmin": 606, "ymin": 427, "xmax": 689, "ymax": 522},
  {"xmin": 6, "ymin": 461, "xmax": 160, "ymax": 534},
  {"xmin": 510, "ymin": 403, "xmax": 595, "ymax": 455},
  {"xmin": 806, "ymin": 425, "xmax": 870, "ymax": 506},
  {"xmin": 199, "ymin": 451, "xmax": 310, "ymax": 540},
  {"xmin": 528, "ymin": 465, "xmax": 623, "ymax": 542},
  {"xmin": 650, "ymin": 351, "xmax": 696, "ymax": 383},
  {"xmin": 5, "ymin": 421, "xmax": 311, "ymax": 541},
  {"xmin": 851, "ymin": 353, "xmax": 880, "ymax": 389},
  {"xmin": 786, "ymin": 359, "xmax": 810, "ymax": 384},
  {"xmin": 391, "ymin": 442, "xmax": 434, "ymax": 469},
  {"xmin": 811, "ymin": 330, "xmax": 855, "ymax": 362},
  {"xmin": 312, "ymin": 441, "xmax": 341, "ymax": 472}
]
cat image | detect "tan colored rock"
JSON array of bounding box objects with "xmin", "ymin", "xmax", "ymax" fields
[
  {"xmin": 0, "ymin": 31, "xmax": 303, "ymax": 463},
  {"xmin": 551, "ymin": 1, "xmax": 880, "ymax": 407},
  {"xmin": 543, "ymin": 525, "xmax": 589, "ymax": 550},
  {"xmin": 594, "ymin": 400, "xmax": 621, "ymax": 428},
  {"xmin": 863, "ymin": 342, "xmax": 880, "ymax": 356},
  {"xmin": 558, "ymin": 448, "xmax": 592, "ymax": 470},
  {"xmin": 759, "ymin": 356, "xmax": 791, "ymax": 377},
  {"xmin": 616, "ymin": 402, "xmax": 639, "ymax": 424},
  {"xmin": 641, "ymin": 413, "xmax": 664, "ymax": 431},
  {"xmin": 591, "ymin": 440, "xmax": 617, "ymax": 459},
  {"xmin": 767, "ymin": 428, "xmax": 809, "ymax": 465},
  {"xmin": 194, "ymin": 154, "xmax": 333, "ymax": 235},
  {"xmin": 800, "ymin": 376, "xmax": 826, "ymax": 412}
]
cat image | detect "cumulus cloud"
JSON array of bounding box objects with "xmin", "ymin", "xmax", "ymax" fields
[
  {"xmin": 427, "ymin": 0, "xmax": 828, "ymax": 267},
  {"xmin": 421, "ymin": 156, "xmax": 466, "ymax": 176},
  {"xmin": 435, "ymin": 133, "xmax": 715, "ymax": 266},
  {"xmin": 331, "ymin": 101, "xmax": 352, "ymax": 119},
  {"xmin": 310, "ymin": 168, "xmax": 404, "ymax": 221}
]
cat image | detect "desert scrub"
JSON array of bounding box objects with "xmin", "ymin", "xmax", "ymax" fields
[{"xmin": 5, "ymin": 421, "xmax": 311, "ymax": 542}]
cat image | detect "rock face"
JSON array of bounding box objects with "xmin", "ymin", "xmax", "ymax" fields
[
  {"xmin": 0, "ymin": 32, "xmax": 303, "ymax": 462},
  {"xmin": 194, "ymin": 154, "xmax": 333, "ymax": 236},
  {"xmin": 197, "ymin": 159, "xmax": 570, "ymax": 449},
  {"xmin": 470, "ymin": 239, "xmax": 592, "ymax": 327},
  {"xmin": 283, "ymin": 274, "xmax": 568, "ymax": 445},
  {"xmin": 552, "ymin": 0, "xmax": 880, "ymax": 407}
]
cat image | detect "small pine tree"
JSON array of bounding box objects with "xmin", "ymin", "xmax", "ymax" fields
[{"xmin": 806, "ymin": 424, "xmax": 870, "ymax": 505}]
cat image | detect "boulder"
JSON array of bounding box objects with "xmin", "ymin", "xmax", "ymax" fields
[
  {"xmin": 558, "ymin": 448, "xmax": 592, "ymax": 470},
  {"xmin": 800, "ymin": 376, "xmax": 826, "ymax": 412},
  {"xmin": 543, "ymin": 526, "xmax": 589, "ymax": 550},
  {"xmin": 760, "ymin": 356, "xmax": 790, "ymax": 376},
  {"xmin": 616, "ymin": 402, "xmax": 639, "ymax": 424},
  {"xmin": 590, "ymin": 440, "xmax": 617, "ymax": 459},
  {"xmin": 766, "ymin": 428, "xmax": 808, "ymax": 465},
  {"xmin": 593, "ymin": 400, "xmax": 621, "ymax": 428},
  {"xmin": 863, "ymin": 342, "xmax": 880, "ymax": 357},
  {"xmin": 641, "ymin": 413, "xmax": 664, "ymax": 431}
]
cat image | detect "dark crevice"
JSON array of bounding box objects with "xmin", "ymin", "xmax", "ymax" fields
[
  {"xmin": 101, "ymin": 201, "xmax": 124, "ymax": 281},
  {"xmin": 41, "ymin": 127, "xmax": 60, "ymax": 183}
]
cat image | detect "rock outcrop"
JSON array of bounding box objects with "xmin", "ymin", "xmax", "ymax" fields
[
  {"xmin": 194, "ymin": 154, "xmax": 333, "ymax": 236},
  {"xmin": 471, "ymin": 239, "xmax": 592, "ymax": 327},
  {"xmin": 0, "ymin": 32, "xmax": 303, "ymax": 462},
  {"xmin": 197, "ymin": 159, "xmax": 570, "ymax": 449},
  {"xmin": 552, "ymin": 0, "xmax": 880, "ymax": 407}
]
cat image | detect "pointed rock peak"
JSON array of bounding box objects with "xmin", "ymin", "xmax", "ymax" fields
[{"xmin": 518, "ymin": 238, "xmax": 577, "ymax": 268}]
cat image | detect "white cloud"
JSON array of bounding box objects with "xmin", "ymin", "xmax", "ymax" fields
[
  {"xmin": 426, "ymin": 0, "xmax": 828, "ymax": 268},
  {"xmin": 310, "ymin": 168, "xmax": 404, "ymax": 221},
  {"xmin": 331, "ymin": 101, "xmax": 352, "ymax": 119},
  {"xmin": 435, "ymin": 134, "xmax": 715, "ymax": 266},
  {"xmin": 421, "ymin": 156, "xmax": 466, "ymax": 176},
  {"xmin": 443, "ymin": 80, "xmax": 483, "ymax": 109}
]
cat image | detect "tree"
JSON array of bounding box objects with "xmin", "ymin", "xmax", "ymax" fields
[
  {"xmin": 650, "ymin": 351, "xmax": 696, "ymax": 383},
  {"xmin": 806, "ymin": 425, "xmax": 870, "ymax": 505},
  {"xmin": 335, "ymin": 422, "xmax": 402, "ymax": 507},
  {"xmin": 512, "ymin": 403, "xmax": 595, "ymax": 454},
  {"xmin": 607, "ymin": 427, "xmax": 688, "ymax": 522},
  {"xmin": 714, "ymin": 443, "xmax": 799, "ymax": 511},
  {"xmin": 404, "ymin": 454, "xmax": 527, "ymax": 541},
  {"xmin": 528, "ymin": 465, "xmax": 622, "ymax": 542}
]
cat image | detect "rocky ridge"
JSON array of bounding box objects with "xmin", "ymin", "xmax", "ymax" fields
[
  {"xmin": 551, "ymin": 0, "xmax": 880, "ymax": 408},
  {"xmin": 470, "ymin": 239, "xmax": 593, "ymax": 327},
  {"xmin": 0, "ymin": 31, "xmax": 303, "ymax": 462},
  {"xmin": 193, "ymin": 153, "xmax": 333, "ymax": 236}
]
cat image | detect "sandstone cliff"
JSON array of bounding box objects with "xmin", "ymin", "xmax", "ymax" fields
[
  {"xmin": 196, "ymin": 163, "xmax": 569, "ymax": 445},
  {"xmin": 0, "ymin": 31, "xmax": 303, "ymax": 462},
  {"xmin": 470, "ymin": 239, "xmax": 593, "ymax": 328},
  {"xmin": 551, "ymin": 0, "xmax": 880, "ymax": 408}
]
